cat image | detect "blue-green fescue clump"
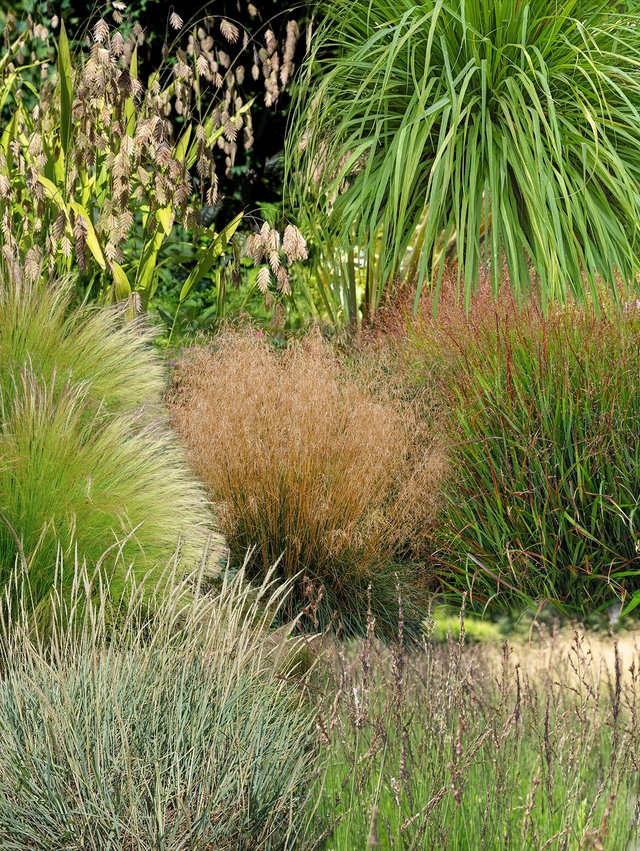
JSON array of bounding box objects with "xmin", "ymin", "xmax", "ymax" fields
[
  {"xmin": 0, "ymin": 279, "xmax": 217, "ymax": 615},
  {"xmin": 0, "ymin": 560, "xmax": 316, "ymax": 850}
]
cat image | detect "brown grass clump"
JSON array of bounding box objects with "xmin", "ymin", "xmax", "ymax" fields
[{"xmin": 169, "ymin": 328, "xmax": 446, "ymax": 640}]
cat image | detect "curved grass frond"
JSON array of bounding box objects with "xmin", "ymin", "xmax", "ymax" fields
[{"xmin": 0, "ymin": 278, "xmax": 165, "ymax": 412}]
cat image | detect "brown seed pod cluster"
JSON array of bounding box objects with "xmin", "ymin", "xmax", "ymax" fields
[
  {"xmin": 244, "ymin": 222, "xmax": 308, "ymax": 299},
  {"xmin": 0, "ymin": 5, "xmax": 305, "ymax": 307}
]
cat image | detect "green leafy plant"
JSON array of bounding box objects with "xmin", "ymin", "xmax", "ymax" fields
[
  {"xmin": 169, "ymin": 330, "xmax": 445, "ymax": 641},
  {"xmin": 0, "ymin": 279, "xmax": 218, "ymax": 618},
  {"xmin": 289, "ymin": 0, "xmax": 640, "ymax": 314},
  {"xmin": 0, "ymin": 556, "xmax": 316, "ymax": 850},
  {"xmin": 0, "ymin": 7, "xmax": 304, "ymax": 317}
]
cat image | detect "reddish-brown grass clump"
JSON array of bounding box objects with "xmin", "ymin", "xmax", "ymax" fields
[
  {"xmin": 370, "ymin": 266, "xmax": 640, "ymax": 614},
  {"xmin": 169, "ymin": 329, "xmax": 446, "ymax": 639}
]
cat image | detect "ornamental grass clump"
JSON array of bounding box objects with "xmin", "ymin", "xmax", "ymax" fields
[
  {"xmin": 169, "ymin": 330, "xmax": 445, "ymax": 641},
  {"xmin": 0, "ymin": 554, "xmax": 315, "ymax": 850},
  {"xmin": 0, "ymin": 5, "xmax": 303, "ymax": 313},
  {"xmin": 289, "ymin": 0, "xmax": 640, "ymax": 312},
  {"xmin": 401, "ymin": 279, "xmax": 640, "ymax": 616},
  {"xmin": 0, "ymin": 279, "xmax": 216, "ymax": 619}
]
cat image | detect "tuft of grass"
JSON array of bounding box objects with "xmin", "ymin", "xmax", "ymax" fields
[
  {"xmin": 394, "ymin": 277, "xmax": 640, "ymax": 616},
  {"xmin": 0, "ymin": 551, "xmax": 316, "ymax": 850},
  {"xmin": 0, "ymin": 278, "xmax": 166, "ymax": 413},
  {"xmin": 169, "ymin": 329, "xmax": 446, "ymax": 641},
  {"xmin": 306, "ymin": 605, "xmax": 640, "ymax": 849},
  {"xmin": 0, "ymin": 279, "xmax": 218, "ymax": 619}
]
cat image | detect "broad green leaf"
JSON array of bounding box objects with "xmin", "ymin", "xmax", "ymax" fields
[
  {"xmin": 69, "ymin": 202, "xmax": 106, "ymax": 269},
  {"xmin": 53, "ymin": 151, "xmax": 66, "ymax": 185},
  {"xmin": 138, "ymin": 205, "xmax": 150, "ymax": 231},
  {"xmin": 94, "ymin": 163, "xmax": 110, "ymax": 208},
  {"xmin": 79, "ymin": 172, "xmax": 96, "ymax": 210},
  {"xmin": 112, "ymin": 262, "xmax": 131, "ymax": 300},
  {"xmin": 622, "ymin": 589, "xmax": 640, "ymax": 618},
  {"xmin": 178, "ymin": 213, "xmax": 243, "ymax": 304},
  {"xmin": 58, "ymin": 19, "xmax": 73, "ymax": 157},
  {"xmin": 175, "ymin": 124, "xmax": 192, "ymax": 162},
  {"xmin": 136, "ymin": 224, "xmax": 165, "ymax": 309},
  {"xmin": 156, "ymin": 205, "xmax": 174, "ymax": 237},
  {"xmin": 1, "ymin": 109, "xmax": 19, "ymax": 156},
  {"xmin": 0, "ymin": 73, "xmax": 17, "ymax": 116},
  {"xmin": 38, "ymin": 175, "xmax": 66, "ymax": 210}
]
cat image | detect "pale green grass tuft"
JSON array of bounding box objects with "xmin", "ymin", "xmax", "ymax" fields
[{"xmin": 0, "ymin": 279, "xmax": 219, "ymax": 616}]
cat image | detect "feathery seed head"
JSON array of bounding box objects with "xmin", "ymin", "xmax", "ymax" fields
[{"xmin": 169, "ymin": 12, "xmax": 184, "ymax": 31}]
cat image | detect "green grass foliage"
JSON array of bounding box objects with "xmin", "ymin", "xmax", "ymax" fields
[
  {"xmin": 412, "ymin": 297, "xmax": 640, "ymax": 615},
  {"xmin": 289, "ymin": 0, "xmax": 640, "ymax": 312},
  {"xmin": 307, "ymin": 620, "xmax": 637, "ymax": 849},
  {"xmin": 0, "ymin": 557, "xmax": 315, "ymax": 850},
  {"xmin": 427, "ymin": 609, "xmax": 502, "ymax": 644},
  {"xmin": 0, "ymin": 280, "xmax": 214, "ymax": 616}
]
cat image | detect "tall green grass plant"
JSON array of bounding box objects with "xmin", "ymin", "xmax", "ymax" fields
[{"xmin": 289, "ymin": 0, "xmax": 640, "ymax": 313}]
